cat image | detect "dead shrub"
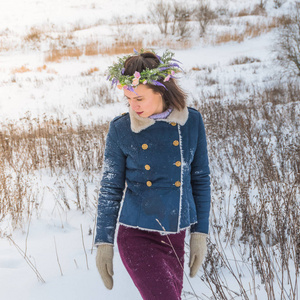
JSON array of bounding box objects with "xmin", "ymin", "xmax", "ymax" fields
[
  {"xmin": 195, "ymin": 0, "xmax": 217, "ymax": 36},
  {"xmin": 230, "ymin": 56, "xmax": 261, "ymax": 65},
  {"xmin": 170, "ymin": 1, "xmax": 192, "ymax": 38},
  {"xmin": 274, "ymin": 2, "xmax": 300, "ymax": 76},
  {"xmin": 148, "ymin": 0, "xmax": 171, "ymax": 35},
  {"xmin": 24, "ymin": 27, "xmax": 42, "ymax": 42},
  {"xmin": 79, "ymin": 83, "xmax": 116, "ymax": 108}
]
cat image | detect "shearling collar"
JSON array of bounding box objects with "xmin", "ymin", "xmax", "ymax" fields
[{"xmin": 129, "ymin": 106, "xmax": 189, "ymax": 133}]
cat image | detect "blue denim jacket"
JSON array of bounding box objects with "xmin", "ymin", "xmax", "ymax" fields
[{"xmin": 95, "ymin": 106, "xmax": 211, "ymax": 245}]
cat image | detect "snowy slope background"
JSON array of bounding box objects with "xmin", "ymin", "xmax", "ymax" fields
[{"xmin": 0, "ymin": 0, "xmax": 299, "ymax": 299}]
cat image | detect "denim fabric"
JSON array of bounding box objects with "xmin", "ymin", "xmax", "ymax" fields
[{"xmin": 95, "ymin": 107, "xmax": 211, "ymax": 244}]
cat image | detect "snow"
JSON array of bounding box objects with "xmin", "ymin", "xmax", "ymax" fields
[{"xmin": 0, "ymin": 0, "xmax": 299, "ymax": 299}]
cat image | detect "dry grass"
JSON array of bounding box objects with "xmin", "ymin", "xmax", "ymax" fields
[
  {"xmin": 189, "ymin": 80, "xmax": 300, "ymax": 299},
  {"xmin": 37, "ymin": 65, "xmax": 47, "ymax": 72},
  {"xmin": 45, "ymin": 47, "xmax": 83, "ymax": 62},
  {"xmin": 44, "ymin": 35, "xmax": 193, "ymax": 62},
  {"xmin": 36, "ymin": 65, "xmax": 57, "ymax": 74},
  {"xmin": 230, "ymin": 56, "xmax": 261, "ymax": 65},
  {"xmin": 237, "ymin": 4, "xmax": 267, "ymax": 17},
  {"xmin": 85, "ymin": 41, "xmax": 100, "ymax": 56},
  {"xmin": 215, "ymin": 18, "xmax": 279, "ymax": 44},
  {"xmin": 12, "ymin": 66, "xmax": 31, "ymax": 73},
  {"xmin": 81, "ymin": 67, "xmax": 99, "ymax": 76},
  {"xmin": 44, "ymin": 40, "xmax": 144, "ymax": 62},
  {"xmin": 70, "ymin": 19, "xmax": 105, "ymax": 32}
]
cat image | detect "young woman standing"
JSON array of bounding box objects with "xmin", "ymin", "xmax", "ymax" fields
[{"xmin": 95, "ymin": 49, "xmax": 211, "ymax": 299}]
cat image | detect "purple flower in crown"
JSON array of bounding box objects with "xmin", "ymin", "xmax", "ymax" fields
[
  {"xmin": 155, "ymin": 54, "xmax": 164, "ymax": 64},
  {"xmin": 152, "ymin": 80, "xmax": 168, "ymax": 90},
  {"xmin": 127, "ymin": 85, "xmax": 138, "ymax": 95},
  {"xmin": 159, "ymin": 67, "xmax": 170, "ymax": 71},
  {"xmin": 121, "ymin": 68, "xmax": 125, "ymax": 74}
]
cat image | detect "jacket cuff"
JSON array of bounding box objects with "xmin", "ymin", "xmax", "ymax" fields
[
  {"xmin": 94, "ymin": 242, "xmax": 114, "ymax": 248},
  {"xmin": 191, "ymin": 232, "xmax": 208, "ymax": 237}
]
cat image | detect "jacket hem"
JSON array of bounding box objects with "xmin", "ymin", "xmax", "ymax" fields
[{"xmin": 118, "ymin": 221, "xmax": 197, "ymax": 236}]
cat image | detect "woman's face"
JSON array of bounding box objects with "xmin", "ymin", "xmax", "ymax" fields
[{"xmin": 124, "ymin": 84, "xmax": 164, "ymax": 118}]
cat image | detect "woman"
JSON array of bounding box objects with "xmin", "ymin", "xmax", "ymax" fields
[{"xmin": 95, "ymin": 49, "xmax": 211, "ymax": 300}]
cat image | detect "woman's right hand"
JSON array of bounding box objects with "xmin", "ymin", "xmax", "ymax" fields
[{"xmin": 96, "ymin": 244, "xmax": 114, "ymax": 290}]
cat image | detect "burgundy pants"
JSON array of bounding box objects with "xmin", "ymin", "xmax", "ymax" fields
[{"xmin": 117, "ymin": 224, "xmax": 186, "ymax": 300}]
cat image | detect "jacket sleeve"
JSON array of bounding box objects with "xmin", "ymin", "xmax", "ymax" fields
[
  {"xmin": 94, "ymin": 120, "xmax": 126, "ymax": 245},
  {"xmin": 190, "ymin": 112, "xmax": 211, "ymax": 234}
]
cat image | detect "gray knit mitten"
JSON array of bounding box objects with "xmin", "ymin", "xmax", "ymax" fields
[
  {"xmin": 96, "ymin": 244, "xmax": 114, "ymax": 290},
  {"xmin": 189, "ymin": 233, "xmax": 207, "ymax": 277}
]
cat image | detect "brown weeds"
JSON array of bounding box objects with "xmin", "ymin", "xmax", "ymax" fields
[
  {"xmin": 12, "ymin": 66, "xmax": 31, "ymax": 73},
  {"xmin": 192, "ymin": 80, "xmax": 300, "ymax": 299}
]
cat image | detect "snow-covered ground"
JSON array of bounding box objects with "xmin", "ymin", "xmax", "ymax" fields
[{"xmin": 0, "ymin": 0, "xmax": 299, "ymax": 299}]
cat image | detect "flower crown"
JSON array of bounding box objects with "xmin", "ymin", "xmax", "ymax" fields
[{"xmin": 106, "ymin": 49, "xmax": 182, "ymax": 93}]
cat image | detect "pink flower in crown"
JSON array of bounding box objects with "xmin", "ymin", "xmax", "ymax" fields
[
  {"xmin": 164, "ymin": 75, "xmax": 171, "ymax": 82},
  {"xmin": 134, "ymin": 71, "xmax": 141, "ymax": 79},
  {"xmin": 132, "ymin": 77, "xmax": 139, "ymax": 86},
  {"xmin": 171, "ymin": 70, "xmax": 175, "ymax": 76},
  {"xmin": 143, "ymin": 80, "xmax": 147, "ymax": 84}
]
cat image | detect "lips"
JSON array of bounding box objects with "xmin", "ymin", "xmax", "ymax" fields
[{"xmin": 136, "ymin": 111, "xmax": 143, "ymax": 115}]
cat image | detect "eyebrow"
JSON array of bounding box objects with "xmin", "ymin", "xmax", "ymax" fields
[{"xmin": 125, "ymin": 95, "xmax": 143, "ymax": 99}]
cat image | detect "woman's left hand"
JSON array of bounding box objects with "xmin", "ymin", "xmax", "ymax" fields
[{"xmin": 189, "ymin": 233, "xmax": 207, "ymax": 277}]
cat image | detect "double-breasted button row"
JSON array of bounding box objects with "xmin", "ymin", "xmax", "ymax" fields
[
  {"xmin": 142, "ymin": 139, "xmax": 181, "ymax": 187},
  {"xmin": 147, "ymin": 180, "xmax": 181, "ymax": 187}
]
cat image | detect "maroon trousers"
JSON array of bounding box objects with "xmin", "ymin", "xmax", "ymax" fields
[{"xmin": 117, "ymin": 224, "xmax": 186, "ymax": 300}]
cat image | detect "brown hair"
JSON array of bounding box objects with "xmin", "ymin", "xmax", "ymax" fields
[{"xmin": 123, "ymin": 52, "xmax": 187, "ymax": 111}]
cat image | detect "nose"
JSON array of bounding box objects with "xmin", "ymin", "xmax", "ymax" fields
[{"xmin": 130, "ymin": 100, "xmax": 140, "ymax": 111}]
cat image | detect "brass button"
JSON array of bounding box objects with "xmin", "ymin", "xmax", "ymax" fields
[
  {"xmin": 175, "ymin": 181, "xmax": 181, "ymax": 187},
  {"xmin": 170, "ymin": 122, "xmax": 177, "ymax": 126},
  {"xmin": 175, "ymin": 161, "xmax": 181, "ymax": 167},
  {"xmin": 173, "ymin": 140, "xmax": 179, "ymax": 146},
  {"xmin": 145, "ymin": 164, "xmax": 150, "ymax": 170},
  {"xmin": 142, "ymin": 144, "xmax": 148, "ymax": 150},
  {"xmin": 146, "ymin": 181, "xmax": 152, "ymax": 187}
]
